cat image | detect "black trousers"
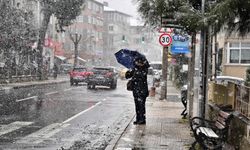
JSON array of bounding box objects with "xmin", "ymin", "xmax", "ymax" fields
[{"xmin": 134, "ymin": 96, "xmax": 146, "ymax": 122}]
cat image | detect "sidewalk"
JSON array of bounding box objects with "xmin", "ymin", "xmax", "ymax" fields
[
  {"xmin": 109, "ymin": 81, "xmax": 193, "ymax": 150},
  {"xmin": 0, "ymin": 75, "xmax": 69, "ymax": 91},
  {"xmin": 0, "ymin": 75, "xmax": 69, "ymax": 95}
]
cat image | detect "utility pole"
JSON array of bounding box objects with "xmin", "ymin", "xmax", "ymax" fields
[
  {"xmin": 70, "ymin": 33, "xmax": 82, "ymax": 68},
  {"xmin": 188, "ymin": 33, "xmax": 196, "ymax": 118},
  {"xmin": 214, "ymin": 20, "xmax": 219, "ymax": 79},
  {"xmin": 160, "ymin": 46, "xmax": 168, "ymax": 100},
  {"xmin": 158, "ymin": 32, "xmax": 172, "ymax": 100},
  {"xmin": 159, "ymin": 14, "xmax": 175, "ymax": 100},
  {"xmin": 199, "ymin": 0, "xmax": 207, "ymax": 119}
]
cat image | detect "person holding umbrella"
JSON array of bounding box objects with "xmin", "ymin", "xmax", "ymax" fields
[{"xmin": 125, "ymin": 57, "xmax": 150, "ymax": 125}]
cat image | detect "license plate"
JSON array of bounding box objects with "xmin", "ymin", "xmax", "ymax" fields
[
  {"xmin": 96, "ymin": 75, "xmax": 104, "ymax": 79},
  {"xmin": 74, "ymin": 76, "xmax": 84, "ymax": 79}
]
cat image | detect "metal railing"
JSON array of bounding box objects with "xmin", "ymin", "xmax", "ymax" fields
[
  {"xmin": 235, "ymin": 85, "xmax": 250, "ymax": 118},
  {"xmin": 209, "ymin": 81, "xmax": 250, "ymax": 119}
]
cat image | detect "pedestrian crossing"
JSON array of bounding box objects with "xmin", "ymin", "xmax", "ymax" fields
[{"xmin": 0, "ymin": 121, "xmax": 70, "ymax": 145}]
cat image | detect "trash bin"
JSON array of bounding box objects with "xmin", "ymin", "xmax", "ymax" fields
[{"xmin": 180, "ymin": 85, "xmax": 188, "ymax": 118}]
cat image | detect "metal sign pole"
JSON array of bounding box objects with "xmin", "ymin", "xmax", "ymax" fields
[
  {"xmin": 158, "ymin": 33, "xmax": 172, "ymax": 100},
  {"xmin": 160, "ymin": 46, "xmax": 168, "ymax": 100}
]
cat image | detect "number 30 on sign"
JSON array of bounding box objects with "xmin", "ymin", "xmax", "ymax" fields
[{"xmin": 159, "ymin": 33, "xmax": 172, "ymax": 47}]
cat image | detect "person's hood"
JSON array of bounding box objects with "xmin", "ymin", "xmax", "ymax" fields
[{"xmin": 134, "ymin": 57, "xmax": 150, "ymax": 69}]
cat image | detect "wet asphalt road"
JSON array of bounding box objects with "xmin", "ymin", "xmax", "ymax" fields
[{"xmin": 0, "ymin": 78, "xmax": 138, "ymax": 149}]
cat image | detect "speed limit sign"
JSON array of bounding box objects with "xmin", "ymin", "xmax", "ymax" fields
[{"xmin": 159, "ymin": 33, "xmax": 172, "ymax": 47}]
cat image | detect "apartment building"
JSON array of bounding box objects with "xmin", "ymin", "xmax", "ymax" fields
[
  {"xmin": 215, "ymin": 29, "xmax": 250, "ymax": 79},
  {"xmin": 103, "ymin": 2, "xmax": 131, "ymax": 66},
  {"xmin": 64, "ymin": 0, "xmax": 104, "ymax": 66}
]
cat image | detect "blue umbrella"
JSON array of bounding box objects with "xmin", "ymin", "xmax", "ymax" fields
[{"xmin": 114, "ymin": 49, "xmax": 147, "ymax": 69}]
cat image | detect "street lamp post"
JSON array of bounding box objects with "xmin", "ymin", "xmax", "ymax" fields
[{"xmin": 70, "ymin": 32, "xmax": 82, "ymax": 68}]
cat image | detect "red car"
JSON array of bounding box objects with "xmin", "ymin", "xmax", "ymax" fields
[{"xmin": 69, "ymin": 67, "xmax": 91, "ymax": 86}]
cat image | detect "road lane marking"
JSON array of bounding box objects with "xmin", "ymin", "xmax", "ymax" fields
[
  {"xmin": 16, "ymin": 123, "xmax": 70, "ymax": 144},
  {"xmin": 45, "ymin": 91, "xmax": 58, "ymax": 95},
  {"xmin": 63, "ymin": 101, "xmax": 102, "ymax": 124},
  {"xmin": 74, "ymin": 86, "xmax": 82, "ymax": 90},
  {"xmin": 64, "ymin": 88, "xmax": 72, "ymax": 91},
  {"xmin": 16, "ymin": 96, "xmax": 38, "ymax": 102},
  {"xmin": 0, "ymin": 121, "xmax": 33, "ymax": 136},
  {"xmin": 63, "ymin": 86, "xmax": 82, "ymax": 92}
]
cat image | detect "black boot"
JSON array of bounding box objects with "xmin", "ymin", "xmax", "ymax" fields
[{"xmin": 133, "ymin": 120, "xmax": 146, "ymax": 125}]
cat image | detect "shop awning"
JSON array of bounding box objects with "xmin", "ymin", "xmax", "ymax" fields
[
  {"xmin": 55, "ymin": 55, "xmax": 67, "ymax": 61},
  {"xmin": 77, "ymin": 57, "xmax": 86, "ymax": 63}
]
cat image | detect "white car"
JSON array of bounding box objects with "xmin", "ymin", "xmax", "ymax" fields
[{"xmin": 152, "ymin": 69, "xmax": 162, "ymax": 86}]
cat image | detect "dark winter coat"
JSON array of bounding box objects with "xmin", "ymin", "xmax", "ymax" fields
[{"xmin": 125, "ymin": 66, "xmax": 149, "ymax": 98}]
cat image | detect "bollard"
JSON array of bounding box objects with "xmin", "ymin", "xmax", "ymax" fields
[{"xmin": 149, "ymin": 86, "xmax": 156, "ymax": 97}]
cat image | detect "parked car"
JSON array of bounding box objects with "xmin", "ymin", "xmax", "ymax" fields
[
  {"xmin": 87, "ymin": 67, "xmax": 118, "ymax": 89},
  {"xmin": 152, "ymin": 69, "xmax": 162, "ymax": 86},
  {"xmin": 149, "ymin": 61, "xmax": 162, "ymax": 86},
  {"xmin": 69, "ymin": 66, "xmax": 91, "ymax": 86},
  {"xmin": 213, "ymin": 76, "xmax": 245, "ymax": 85}
]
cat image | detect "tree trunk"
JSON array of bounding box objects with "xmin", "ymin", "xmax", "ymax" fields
[{"xmin": 37, "ymin": 9, "xmax": 52, "ymax": 80}]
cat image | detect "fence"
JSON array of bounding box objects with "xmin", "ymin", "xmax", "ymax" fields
[
  {"xmin": 0, "ymin": 63, "xmax": 39, "ymax": 83},
  {"xmin": 209, "ymin": 81, "xmax": 250, "ymax": 119},
  {"xmin": 235, "ymin": 85, "xmax": 250, "ymax": 118}
]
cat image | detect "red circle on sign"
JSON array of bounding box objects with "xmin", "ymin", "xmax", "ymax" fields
[{"xmin": 159, "ymin": 33, "xmax": 172, "ymax": 47}]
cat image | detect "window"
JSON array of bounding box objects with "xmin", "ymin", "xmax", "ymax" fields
[
  {"xmin": 98, "ymin": 32, "xmax": 102, "ymax": 40},
  {"xmin": 99, "ymin": 20, "xmax": 103, "ymax": 26},
  {"xmin": 230, "ymin": 49, "xmax": 239, "ymax": 63},
  {"xmin": 228, "ymin": 42, "xmax": 250, "ymax": 64},
  {"xmin": 241, "ymin": 49, "xmax": 250, "ymax": 63},
  {"xmin": 109, "ymin": 25, "xmax": 114, "ymax": 31},
  {"xmin": 88, "ymin": 16, "xmax": 91, "ymax": 24},
  {"xmin": 88, "ymin": 1, "xmax": 92, "ymax": 10}
]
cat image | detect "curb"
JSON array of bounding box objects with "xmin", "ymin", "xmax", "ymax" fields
[
  {"xmin": 105, "ymin": 114, "xmax": 135, "ymax": 150},
  {"xmin": 0, "ymin": 87, "xmax": 13, "ymax": 94},
  {"xmin": 0, "ymin": 79, "xmax": 69, "ymax": 94},
  {"xmin": 11, "ymin": 79, "xmax": 69, "ymax": 89}
]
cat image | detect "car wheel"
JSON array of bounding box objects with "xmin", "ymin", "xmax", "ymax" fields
[
  {"xmin": 70, "ymin": 78, "xmax": 74, "ymax": 86},
  {"xmin": 87, "ymin": 83, "xmax": 92, "ymax": 89},
  {"xmin": 75, "ymin": 82, "xmax": 78, "ymax": 86},
  {"xmin": 110, "ymin": 81, "xmax": 117, "ymax": 89}
]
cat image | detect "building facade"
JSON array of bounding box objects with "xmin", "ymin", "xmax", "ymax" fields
[
  {"xmin": 103, "ymin": 3, "xmax": 131, "ymax": 66},
  {"xmin": 129, "ymin": 24, "xmax": 162, "ymax": 63},
  {"xmin": 64, "ymin": 0, "xmax": 104, "ymax": 66},
  {"xmin": 216, "ymin": 29, "xmax": 250, "ymax": 79}
]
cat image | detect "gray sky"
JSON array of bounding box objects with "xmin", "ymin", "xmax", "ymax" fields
[{"xmin": 104, "ymin": 0, "xmax": 139, "ymax": 18}]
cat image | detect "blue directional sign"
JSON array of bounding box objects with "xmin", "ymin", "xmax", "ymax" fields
[{"xmin": 171, "ymin": 34, "xmax": 190, "ymax": 54}]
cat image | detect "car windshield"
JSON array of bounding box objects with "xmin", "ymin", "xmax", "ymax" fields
[
  {"xmin": 92, "ymin": 68, "xmax": 113, "ymax": 73},
  {"xmin": 73, "ymin": 68, "xmax": 87, "ymax": 72}
]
